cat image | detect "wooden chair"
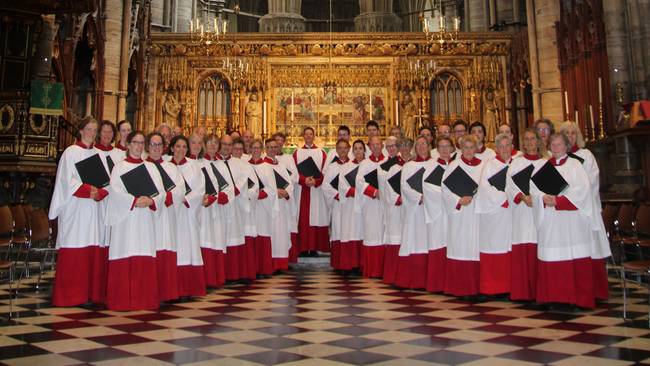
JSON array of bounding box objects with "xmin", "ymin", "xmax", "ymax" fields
[
  {"xmin": 0, "ymin": 206, "xmax": 13, "ymax": 259},
  {"xmin": 602, "ymin": 204, "xmax": 622, "ymax": 275}
]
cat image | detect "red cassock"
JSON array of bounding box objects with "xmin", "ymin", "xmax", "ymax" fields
[
  {"xmin": 322, "ymin": 157, "xmax": 346, "ymax": 269},
  {"xmin": 276, "ymin": 153, "xmax": 300, "ymax": 263},
  {"xmin": 381, "ymin": 156, "xmax": 405, "ymax": 285},
  {"xmin": 424, "ymin": 158, "xmax": 449, "ymax": 293},
  {"xmin": 334, "ymin": 159, "xmax": 363, "ymax": 270},
  {"xmin": 49, "ymin": 141, "xmax": 110, "ymax": 306},
  {"xmin": 250, "ymin": 157, "xmax": 275, "ymax": 275},
  {"xmin": 293, "ymin": 146, "xmax": 330, "ymax": 253}
]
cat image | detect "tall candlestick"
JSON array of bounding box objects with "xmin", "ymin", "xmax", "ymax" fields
[
  {"xmin": 589, "ymin": 104, "xmax": 595, "ymax": 139},
  {"xmin": 290, "ymin": 90, "xmax": 294, "ymax": 121},
  {"xmin": 564, "ymin": 91, "xmax": 569, "ymax": 116},
  {"xmin": 369, "ymin": 89, "xmax": 372, "ymax": 120},
  {"xmin": 263, "ymin": 100, "xmax": 267, "ymax": 135},
  {"xmin": 598, "ymin": 77, "xmax": 603, "ymax": 104},
  {"xmin": 395, "ymin": 99, "xmax": 399, "ymax": 126}
]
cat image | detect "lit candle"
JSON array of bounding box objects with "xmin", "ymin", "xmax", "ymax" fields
[
  {"xmin": 190, "ymin": 19, "xmax": 194, "ymax": 32},
  {"xmin": 223, "ymin": 20, "xmax": 227, "ymax": 34},
  {"xmin": 423, "ymin": 18, "xmax": 429, "ymax": 32},
  {"xmin": 453, "ymin": 17, "xmax": 460, "ymax": 32},
  {"xmin": 369, "ymin": 89, "xmax": 372, "ymax": 120},
  {"xmin": 575, "ymin": 110, "xmax": 579, "ymax": 124},
  {"xmin": 214, "ymin": 18, "xmax": 218, "ymax": 33},
  {"xmin": 291, "ymin": 90, "xmax": 294, "ymax": 121},
  {"xmin": 439, "ymin": 15, "xmax": 446, "ymax": 31},
  {"xmin": 564, "ymin": 91, "xmax": 569, "ymax": 116},
  {"xmin": 263, "ymin": 100, "xmax": 267, "ymax": 134},
  {"xmin": 395, "ymin": 99, "xmax": 399, "ymax": 126},
  {"xmin": 598, "ymin": 77, "xmax": 603, "ymax": 104},
  {"xmin": 589, "ymin": 104, "xmax": 595, "ymax": 135}
]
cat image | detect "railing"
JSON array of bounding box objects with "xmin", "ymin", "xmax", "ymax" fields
[{"xmin": 56, "ymin": 116, "xmax": 77, "ymax": 157}]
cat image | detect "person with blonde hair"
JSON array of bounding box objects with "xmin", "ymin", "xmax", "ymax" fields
[{"xmin": 559, "ymin": 120, "xmax": 611, "ymax": 301}]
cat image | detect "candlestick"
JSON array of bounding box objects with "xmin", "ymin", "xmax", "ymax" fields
[
  {"xmin": 291, "ymin": 90, "xmax": 294, "ymax": 121},
  {"xmin": 369, "ymin": 89, "xmax": 372, "ymax": 120},
  {"xmin": 589, "ymin": 104, "xmax": 595, "ymax": 140},
  {"xmin": 575, "ymin": 110, "xmax": 579, "ymax": 125},
  {"xmin": 263, "ymin": 100, "xmax": 267, "ymax": 135},
  {"xmin": 598, "ymin": 103, "xmax": 606, "ymax": 139},
  {"xmin": 395, "ymin": 99, "xmax": 399, "ymax": 126},
  {"xmin": 564, "ymin": 91, "xmax": 569, "ymax": 116},
  {"xmin": 598, "ymin": 77, "xmax": 603, "ymax": 104}
]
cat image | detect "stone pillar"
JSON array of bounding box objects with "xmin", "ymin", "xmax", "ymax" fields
[
  {"xmin": 176, "ymin": 0, "xmax": 193, "ymax": 32},
  {"xmin": 465, "ymin": 0, "xmax": 488, "ymax": 31},
  {"xmin": 258, "ymin": 0, "xmax": 305, "ymax": 32},
  {"xmin": 116, "ymin": 0, "xmax": 132, "ymax": 122},
  {"xmin": 398, "ymin": 0, "xmax": 426, "ymax": 32},
  {"xmin": 603, "ymin": 0, "xmax": 632, "ymax": 102},
  {"xmin": 354, "ymin": 0, "xmax": 402, "ymax": 32},
  {"xmin": 103, "ymin": 0, "xmax": 125, "ymax": 122},
  {"xmin": 30, "ymin": 15, "xmax": 56, "ymax": 80},
  {"xmin": 526, "ymin": 0, "xmax": 563, "ymax": 123}
]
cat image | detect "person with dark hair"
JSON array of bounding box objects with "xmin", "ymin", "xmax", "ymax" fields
[
  {"xmin": 49, "ymin": 117, "xmax": 109, "ymax": 307},
  {"xmin": 419, "ymin": 126, "xmax": 434, "ymax": 146},
  {"xmin": 366, "ymin": 120, "xmax": 380, "ymax": 135},
  {"xmin": 293, "ymin": 126, "xmax": 329, "ymax": 256},
  {"xmin": 249, "ymin": 139, "xmax": 274, "ymax": 276},
  {"xmin": 323, "ymin": 139, "xmax": 351, "ymax": 271},
  {"xmin": 451, "ymin": 120, "xmax": 468, "ymax": 149},
  {"xmin": 105, "ymin": 131, "xmax": 165, "ymax": 310},
  {"xmin": 325, "ymin": 125, "xmax": 353, "ymax": 171},
  {"xmin": 470, "ymin": 121, "xmax": 496, "ymax": 161},
  {"xmin": 94, "ymin": 119, "xmax": 117, "ymax": 284},
  {"xmin": 110, "ymin": 120, "xmax": 132, "ymax": 164}
]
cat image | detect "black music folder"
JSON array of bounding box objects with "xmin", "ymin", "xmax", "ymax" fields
[
  {"xmin": 380, "ymin": 156, "xmax": 399, "ymax": 171},
  {"xmin": 511, "ymin": 164, "xmax": 534, "ymax": 196},
  {"xmin": 364, "ymin": 169, "xmax": 378, "ymax": 190},
  {"xmin": 121, "ymin": 163, "xmax": 159, "ymax": 197},
  {"xmin": 406, "ymin": 167, "xmax": 426, "ymax": 194},
  {"xmin": 184, "ymin": 180, "xmax": 192, "ymax": 195},
  {"xmin": 487, "ymin": 166, "xmax": 508, "ymax": 192},
  {"xmin": 345, "ymin": 166, "xmax": 359, "ymax": 188},
  {"xmin": 153, "ymin": 162, "xmax": 176, "ymax": 192},
  {"xmin": 330, "ymin": 155, "xmax": 339, "ymax": 164},
  {"xmin": 210, "ymin": 163, "xmax": 230, "ymax": 191},
  {"xmin": 253, "ymin": 170, "xmax": 265, "ymax": 191},
  {"xmin": 106, "ymin": 155, "xmax": 115, "ymax": 173},
  {"xmin": 248, "ymin": 178, "xmax": 255, "ymax": 189},
  {"xmin": 75, "ymin": 153, "xmax": 110, "ymax": 188},
  {"xmin": 274, "ymin": 170, "xmax": 290, "ymax": 189},
  {"xmin": 387, "ymin": 171, "xmax": 401, "ymax": 194},
  {"xmin": 531, "ymin": 162, "xmax": 569, "ymax": 195},
  {"xmin": 297, "ymin": 157, "xmax": 322, "ymax": 178},
  {"xmin": 425, "ymin": 165, "xmax": 445, "ymax": 187},
  {"xmin": 201, "ymin": 167, "xmax": 217, "ymax": 195},
  {"xmin": 329, "ymin": 174, "xmax": 339, "ymax": 191},
  {"xmin": 443, "ymin": 167, "xmax": 478, "ymax": 197},
  {"xmin": 568, "ymin": 152, "xmax": 585, "ymax": 164}
]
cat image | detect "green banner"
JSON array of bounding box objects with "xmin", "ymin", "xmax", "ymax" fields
[{"xmin": 30, "ymin": 80, "xmax": 64, "ymax": 116}]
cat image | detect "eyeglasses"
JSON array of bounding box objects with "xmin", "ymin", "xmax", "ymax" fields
[
  {"xmin": 537, "ymin": 127, "xmax": 550, "ymax": 132},
  {"xmin": 149, "ymin": 143, "xmax": 164, "ymax": 148}
]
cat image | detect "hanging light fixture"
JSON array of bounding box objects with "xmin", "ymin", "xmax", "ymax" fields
[
  {"xmin": 190, "ymin": 1, "xmax": 228, "ymax": 48},
  {"xmin": 420, "ymin": 0, "xmax": 460, "ymax": 53}
]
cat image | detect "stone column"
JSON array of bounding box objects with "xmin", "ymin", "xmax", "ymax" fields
[
  {"xmin": 176, "ymin": 0, "xmax": 193, "ymax": 32},
  {"xmin": 354, "ymin": 0, "xmax": 402, "ymax": 32},
  {"xmin": 258, "ymin": 0, "xmax": 305, "ymax": 32},
  {"xmin": 525, "ymin": 0, "xmax": 563, "ymax": 122},
  {"xmin": 30, "ymin": 15, "xmax": 56, "ymax": 80},
  {"xmin": 603, "ymin": 0, "xmax": 632, "ymax": 102},
  {"xmin": 465, "ymin": 0, "xmax": 488, "ymax": 31},
  {"xmin": 398, "ymin": 0, "xmax": 426, "ymax": 32},
  {"xmin": 102, "ymin": 0, "xmax": 125, "ymax": 121},
  {"xmin": 116, "ymin": 0, "xmax": 132, "ymax": 122}
]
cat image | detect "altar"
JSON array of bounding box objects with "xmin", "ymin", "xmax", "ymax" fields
[{"xmin": 147, "ymin": 32, "xmax": 511, "ymax": 146}]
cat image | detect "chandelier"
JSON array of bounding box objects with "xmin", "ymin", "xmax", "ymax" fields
[
  {"xmin": 189, "ymin": 4, "xmax": 228, "ymax": 47},
  {"xmin": 420, "ymin": 0, "xmax": 460, "ymax": 53}
]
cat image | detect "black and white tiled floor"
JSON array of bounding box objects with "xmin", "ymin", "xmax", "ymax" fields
[{"xmin": 1, "ymin": 268, "xmax": 649, "ymax": 365}]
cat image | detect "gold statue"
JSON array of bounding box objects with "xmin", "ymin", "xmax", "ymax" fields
[
  {"xmin": 245, "ymin": 93, "xmax": 263, "ymax": 137},
  {"xmin": 483, "ymin": 89, "xmax": 501, "ymax": 143},
  {"xmin": 162, "ymin": 92, "xmax": 181, "ymax": 126}
]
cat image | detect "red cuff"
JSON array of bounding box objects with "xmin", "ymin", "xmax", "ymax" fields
[
  {"xmin": 258, "ymin": 190, "xmax": 268, "ymax": 200},
  {"xmin": 73, "ymin": 183, "xmax": 92, "ymax": 198},
  {"xmin": 455, "ymin": 200, "xmax": 461, "ymax": 210},
  {"xmin": 554, "ymin": 195, "xmax": 577, "ymax": 211},
  {"xmin": 164, "ymin": 191, "xmax": 173, "ymax": 207},
  {"xmin": 314, "ymin": 176, "xmax": 324, "ymax": 187},
  {"xmin": 501, "ymin": 200, "xmax": 509, "ymax": 208},
  {"xmin": 298, "ymin": 175, "xmax": 307, "ymax": 185},
  {"xmin": 346, "ymin": 187, "xmax": 355, "ymax": 197},
  {"xmin": 217, "ymin": 191, "xmax": 229, "ymax": 205},
  {"xmin": 94, "ymin": 188, "xmax": 109, "ymax": 201},
  {"xmin": 149, "ymin": 201, "xmax": 157, "ymax": 211},
  {"xmin": 514, "ymin": 192, "xmax": 523, "ymax": 204},
  {"xmin": 395, "ymin": 196, "xmax": 402, "ymax": 206},
  {"xmin": 205, "ymin": 194, "xmax": 217, "ymax": 207},
  {"xmin": 234, "ymin": 187, "xmax": 240, "ymax": 196},
  {"xmin": 363, "ymin": 185, "xmax": 378, "ymax": 199},
  {"xmin": 334, "ymin": 193, "xmax": 339, "ymax": 201}
]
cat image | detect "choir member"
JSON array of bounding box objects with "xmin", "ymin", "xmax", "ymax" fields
[
  {"xmin": 442, "ymin": 135, "xmax": 484, "ymax": 296},
  {"xmin": 452, "ymin": 120, "xmax": 468, "ymax": 149},
  {"xmin": 425, "ymin": 136, "xmax": 453, "ymax": 292},
  {"xmin": 356, "ymin": 136, "xmax": 387, "ymax": 277},
  {"xmin": 274, "ymin": 132, "xmax": 300, "ymax": 263},
  {"xmin": 559, "ymin": 121, "xmax": 611, "ymax": 300},
  {"xmin": 109, "ymin": 120, "xmax": 132, "ymax": 164},
  {"xmin": 194, "ymin": 126, "xmax": 207, "ymax": 139},
  {"xmin": 198, "ymin": 135, "xmax": 228, "ymax": 287},
  {"xmin": 506, "ymin": 128, "xmax": 546, "ymax": 301},
  {"xmin": 105, "ymin": 131, "xmax": 165, "ymax": 310},
  {"xmin": 395, "ymin": 136, "xmax": 433, "ymax": 289},
  {"xmin": 475, "ymin": 133, "xmax": 514, "ymax": 295},
  {"xmin": 364, "ymin": 120, "xmax": 388, "ymax": 157},
  {"xmin": 231, "ymin": 130, "xmax": 241, "ymax": 140},
  {"xmin": 220, "ymin": 135, "xmax": 256, "ymax": 281},
  {"xmin": 171, "ymin": 126, "xmax": 182, "ymax": 139},
  {"xmin": 336, "ymin": 140, "xmax": 366, "ymax": 271},
  {"xmin": 418, "ymin": 126, "xmax": 434, "ymax": 146},
  {"xmin": 249, "ymin": 139, "xmax": 274, "ymax": 276},
  {"xmin": 534, "ymin": 118, "xmax": 554, "ymax": 153},
  {"xmin": 235, "ymin": 140, "xmax": 259, "ymax": 278},
  {"xmin": 50, "ymin": 117, "xmax": 108, "ymax": 306},
  {"xmin": 169, "ymin": 135, "xmax": 207, "ymax": 297},
  {"xmin": 390, "ymin": 126, "xmax": 404, "ymax": 140},
  {"xmin": 324, "ymin": 126, "xmax": 353, "ymax": 171},
  {"xmin": 156, "ymin": 123, "xmax": 172, "ymax": 155},
  {"xmin": 293, "ymin": 127, "xmax": 330, "ymax": 255},
  {"xmin": 242, "ymin": 130, "xmax": 254, "ymax": 155},
  {"xmin": 431, "ymin": 123, "xmax": 451, "ymax": 160},
  {"xmin": 380, "ymin": 136, "xmax": 406, "ymax": 285},
  {"xmin": 532, "ymin": 133, "xmax": 600, "ymax": 308},
  {"xmin": 323, "ymin": 139, "xmax": 350, "ymax": 270},
  {"xmin": 233, "ymin": 138, "xmax": 251, "ymax": 162},
  {"xmin": 146, "ymin": 133, "xmax": 180, "ymax": 301},
  {"xmin": 470, "ymin": 122, "xmax": 496, "ymax": 161},
  {"xmin": 498, "ymin": 124, "xmax": 522, "ymax": 158}
]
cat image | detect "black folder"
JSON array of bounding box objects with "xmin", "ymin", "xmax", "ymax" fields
[
  {"xmin": 568, "ymin": 152, "xmax": 585, "ymax": 164},
  {"xmin": 425, "ymin": 165, "xmax": 445, "ymax": 187},
  {"xmin": 106, "ymin": 155, "xmax": 115, "ymax": 173},
  {"xmin": 210, "ymin": 163, "xmax": 230, "ymax": 191},
  {"xmin": 345, "ymin": 166, "xmax": 359, "ymax": 188},
  {"xmin": 406, "ymin": 167, "xmax": 426, "ymax": 194},
  {"xmin": 380, "ymin": 156, "xmax": 399, "ymax": 172},
  {"xmin": 297, "ymin": 157, "xmax": 322, "ymax": 178},
  {"xmin": 248, "ymin": 178, "xmax": 256, "ymax": 190},
  {"xmin": 388, "ymin": 171, "xmax": 401, "ymax": 194},
  {"xmin": 487, "ymin": 166, "xmax": 508, "ymax": 192},
  {"xmin": 274, "ymin": 170, "xmax": 290, "ymax": 189},
  {"xmin": 75, "ymin": 153, "xmax": 111, "ymax": 188},
  {"xmin": 511, "ymin": 164, "xmax": 534, "ymax": 196},
  {"xmin": 184, "ymin": 180, "xmax": 192, "ymax": 195},
  {"xmin": 254, "ymin": 171, "xmax": 265, "ymax": 190},
  {"xmin": 443, "ymin": 167, "xmax": 478, "ymax": 197},
  {"xmin": 329, "ymin": 174, "xmax": 339, "ymax": 190},
  {"xmin": 531, "ymin": 162, "xmax": 569, "ymax": 195},
  {"xmin": 330, "ymin": 155, "xmax": 339, "ymax": 164},
  {"xmin": 152, "ymin": 162, "xmax": 176, "ymax": 192},
  {"xmin": 121, "ymin": 163, "xmax": 159, "ymax": 197},
  {"xmin": 286, "ymin": 168, "xmax": 292, "ymax": 176},
  {"xmin": 364, "ymin": 169, "xmax": 378, "ymax": 190},
  {"xmin": 201, "ymin": 167, "xmax": 217, "ymax": 195}
]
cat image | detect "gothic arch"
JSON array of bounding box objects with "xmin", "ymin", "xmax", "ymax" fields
[
  {"xmin": 196, "ymin": 72, "xmax": 231, "ymax": 132},
  {"xmin": 430, "ymin": 71, "xmax": 465, "ymax": 124}
]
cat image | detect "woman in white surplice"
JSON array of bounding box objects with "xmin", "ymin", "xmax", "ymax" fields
[{"xmin": 105, "ymin": 131, "xmax": 165, "ymax": 311}]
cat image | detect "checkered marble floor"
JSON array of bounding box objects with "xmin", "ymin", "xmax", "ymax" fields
[{"xmin": 0, "ymin": 268, "xmax": 649, "ymax": 366}]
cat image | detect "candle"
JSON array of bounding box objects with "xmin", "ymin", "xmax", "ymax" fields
[
  {"xmin": 263, "ymin": 100, "xmax": 267, "ymax": 134},
  {"xmin": 369, "ymin": 90, "xmax": 372, "ymax": 120},
  {"xmin": 291, "ymin": 90, "xmax": 294, "ymax": 121},
  {"xmin": 395, "ymin": 99, "xmax": 399, "ymax": 126},
  {"xmin": 423, "ymin": 18, "xmax": 429, "ymax": 32},
  {"xmin": 439, "ymin": 15, "xmax": 445, "ymax": 31},
  {"xmin": 453, "ymin": 16, "xmax": 460, "ymax": 32},
  {"xmin": 223, "ymin": 20, "xmax": 227, "ymax": 34},
  {"xmin": 598, "ymin": 77, "xmax": 603, "ymax": 104},
  {"xmin": 575, "ymin": 110, "xmax": 579, "ymax": 124},
  {"xmin": 190, "ymin": 19, "xmax": 194, "ymax": 32},
  {"xmin": 589, "ymin": 104, "xmax": 595, "ymax": 134},
  {"xmin": 564, "ymin": 91, "xmax": 569, "ymax": 116}
]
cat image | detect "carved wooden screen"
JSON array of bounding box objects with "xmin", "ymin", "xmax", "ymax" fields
[
  {"xmin": 197, "ymin": 73, "xmax": 230, "ymax": 129},
  {"xmin": 430, "ymin": 73, "xmax": 463, "ymax": 123}
]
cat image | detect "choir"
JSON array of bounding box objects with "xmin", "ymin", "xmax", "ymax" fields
[{"xmin": 48, "ymin": 117, "xmax": 611, "ymax": 311}]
